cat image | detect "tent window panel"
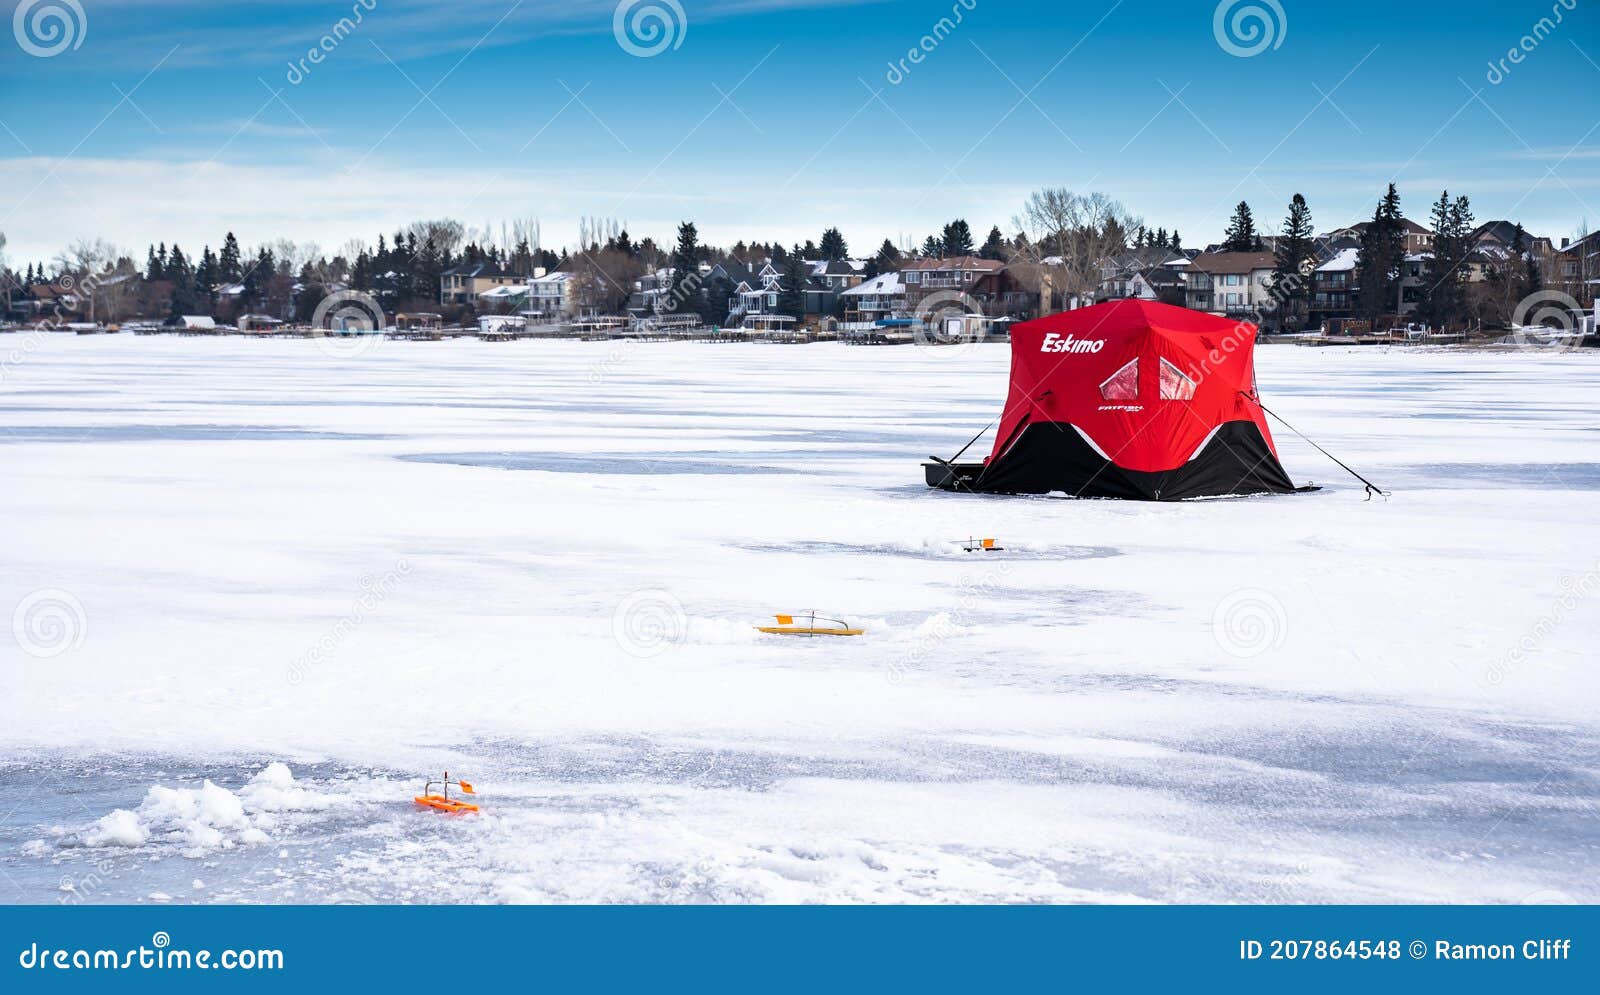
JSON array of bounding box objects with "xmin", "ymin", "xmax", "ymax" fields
[
  {"xmin": 1099, "ymin": 359, "xmax": 1139, "ymax": 401},
  {"xmin": 1160, "ymin": 358, "xmax": 1197, "ymax": 400}
]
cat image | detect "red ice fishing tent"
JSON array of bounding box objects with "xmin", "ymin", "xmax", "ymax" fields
[{"xmin": 924, "ymin": 299, "xmax": 1304, "ymax": 500}]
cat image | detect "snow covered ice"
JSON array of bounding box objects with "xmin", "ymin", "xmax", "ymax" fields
[{"xmin": 1, "ymin": 334, "xmax": 1597, "ymax": 903}]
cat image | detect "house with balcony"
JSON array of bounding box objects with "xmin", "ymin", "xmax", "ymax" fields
[
  {"xmin": 1310, "ymin": 248, "xmax": 1358, "ymax": 327},
  {"xmin": 900, "ymin": 257, "xmax": 1033, "ymax": 319},
  {"xmin": 839, "ymin": 272, "xmax": 909, "ymax": 325},
  {"xmin": 524, "ymin": 270, "xmax": 577, "ymax": 321},
  {"xmin": 1185, "ymin": 252, "xmax": 1277, "ymax": 316}
]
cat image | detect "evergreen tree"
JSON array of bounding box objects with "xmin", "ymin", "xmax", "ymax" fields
[
  {"xmin": 1271, "ymin": 194, "xmax": 1314, "ymax": 330},
  {"xmin": 1515, "ymin": 224, "xmax": 1541, "ymax": 292},
  {"xmin": 819, "ymin": 227, "xmax": 848, "ymax": 261},
  {"xmin": 195, "ymin": 246, "xmax": 219, "ymax": 313},
  {"xmin": 144, "ymin": 246, "xmax": 164, "ymax": 282},
  {"xmin": 511, "ymin": 238, "xmax": 533, "ymax": 277},
  {"xmin": 777, "ymin": 246, "xmax": 808, "ymax": 318},
  {"xmin": 1103, "ymin": 215, "xmax": 1129, "ymax": 255},
  {"xmin": 1154, "ymin": 227, "xmax": 1168, "ymax": 250},
  {"xmin": 218, "ymin": 233, "xmax": 242, "ymax": 284},
  {"xmin": 1170, "ymin": 230, "xmax": 1182, "ymax": 251},
  {"xmin": 414, "ymin": 237, "xmax": 444, "ymax": 305},
  {"xmin": 1355, "ymin": 184, "xmax": 1407, "ymax": 324},
  {"xmin": 920, "ymin": 235, "xmax": 944, "ymax": 259},
  {"xmin": 241, "ymin": 247, "xmax": 274, "ymax": 306},
  {"xmin": 865, "ymin": 239, "xmax": 902, "ymax": 279},
  {"xmin": 166, "ymin": 245, "xmax": 198, "ymax": 318},
  {"xmin": 702, "ymin": 273, "xmax": 735, "ymax": 327},
  {"xmin": 979, "ymin": 226, "xmax": 1007, "ymax": 261},
  {"xmin": 942, "ymin": 219, "xmax": 975, "ymax": 257},
  {"xmin": 1417, "ymin": 191, "xmax": 1474, "ymax": 329},
  {"xmin": 1222, "ymin": 202, "xmax": 1259, "ymax": 253},
  {"xmin": 667, "ymin": 222, "xmax": 702, "ymax": 315}
]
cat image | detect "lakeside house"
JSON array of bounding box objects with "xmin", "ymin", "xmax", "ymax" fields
[
  {"xmin": 1184, "ymin": 251, "xmax": 1277, "ymax": 317},
  {"xmin": 1554, "ymin": 230, "xmax": 1599, "ymax": 307},
  {"xmin": 525, "ymin": 270, "xmax": 578, "ymax": 321},
  {"xmin": 440, "ymin": 261, "xmax": 522, "ymax": 306},
  {"xmin": 900, "ymin": 257, "xmax": 1033, "ymax": 319},
  {"xmin": 1325, "ymin": 217, "xmax": 1436, "ymax": 255},
  {"xmin": 1310, "ymin": 248, "xmax": 1358, "ymax": 327},
  {"xmin": 840, "ymin": 271, "xmax": 909, "ymax": 325}
]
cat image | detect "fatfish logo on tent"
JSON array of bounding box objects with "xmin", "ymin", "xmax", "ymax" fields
[{"xmin": 1040, "ymin": 333, "xmax": 1105, "ymax": 354}]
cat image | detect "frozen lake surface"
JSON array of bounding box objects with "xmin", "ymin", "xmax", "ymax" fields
[{"xmin": 1, "ymin": 334, "xmax": 1597, "ymax": 904}]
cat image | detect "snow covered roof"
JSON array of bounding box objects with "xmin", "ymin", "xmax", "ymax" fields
[
  {"xmin": 478, "ymin": 284, "xmax": 529, "ymax": 299},
  {"xmin": 1315, "ymin": 248, "xmax": 1359, "ymax": 272},
  {"xmin": 530, "ymin": 271, "xmax": 574, "ymax": 286},
  {"xmin": 841, "ymin": 272, "xmax": 905, "ymax": 297}
]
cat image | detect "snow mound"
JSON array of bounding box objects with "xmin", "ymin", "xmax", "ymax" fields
[
  {"xmin": 239, "ymin": 761, "xmax": 332, "ymax": 812},
  {"xmin": 74, "ymin": 764, "xmax": 327, "ymax": 857}
]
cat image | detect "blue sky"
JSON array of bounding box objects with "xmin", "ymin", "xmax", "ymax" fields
[{"xmin": 1, "ymin": 0, "xmax": 1596, "ymax": 263}]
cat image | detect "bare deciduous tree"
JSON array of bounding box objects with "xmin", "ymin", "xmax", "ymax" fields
[
  {"xmin": 54, "ymin": 239, "xmax": 137, "ymax": 322},
  {"xmin": 1011, "ymin": 189, "xmax": 1141, "ymax": 312},
  {"xmin": 407, "ymin": 219, "xmax": 466, "ymax": 260}
]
